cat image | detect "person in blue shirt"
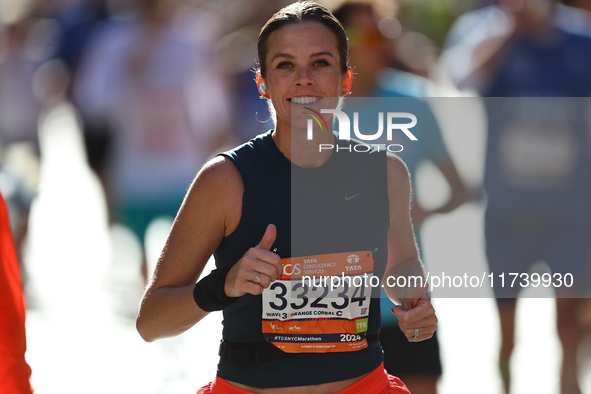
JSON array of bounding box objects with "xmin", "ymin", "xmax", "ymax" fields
[{"xmin": 443, "ymin": 1, "xmax": 591, "ymax": 392}]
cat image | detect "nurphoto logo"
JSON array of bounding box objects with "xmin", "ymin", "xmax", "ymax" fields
[{"xmin": 304, "ymin": 109, "xmax": 418, "ymax": 153}]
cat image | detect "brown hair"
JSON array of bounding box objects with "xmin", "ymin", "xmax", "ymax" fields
[{"xmin": 257, "ymin": 1, "xmax": 349, "ymax": 78}]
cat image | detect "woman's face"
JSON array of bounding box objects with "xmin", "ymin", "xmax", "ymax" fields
[{"xmin": 261, "ymin": 21, "xmax": 352, "ymax": 133}]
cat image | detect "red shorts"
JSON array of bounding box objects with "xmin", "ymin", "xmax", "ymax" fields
[{"xmin": 196, "ymin": 363, "xmax": 410, "ymax": 394}]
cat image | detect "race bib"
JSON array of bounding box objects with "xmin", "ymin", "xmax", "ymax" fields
[{"xmin": 262, "ymin": 251, "xmax": 374, "ymax": 353}]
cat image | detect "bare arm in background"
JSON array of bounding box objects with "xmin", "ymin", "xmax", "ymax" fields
[{"xmin": 411, "ymin": 159, "xmax": 474, "ymax": 229}]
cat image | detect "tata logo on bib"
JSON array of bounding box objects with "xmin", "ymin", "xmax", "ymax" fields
[
  {"xmin": 305, "ymin": 109, "xmax": 418, "ymax": 153},
  {"xmin": 347, "ymin": 254, "xmax": 360, "ymax": 264}
]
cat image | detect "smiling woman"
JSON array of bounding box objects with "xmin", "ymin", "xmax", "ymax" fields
[
  {"xmin": 255, "ymin": 19, "xmax": 351, "ymax": 164},
  {"xmin": 136, "ymin": 2, "xmax": 436, "ymax": 393}
]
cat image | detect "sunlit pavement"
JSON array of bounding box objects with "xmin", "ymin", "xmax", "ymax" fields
[{"xmin": 22, "ymin": 101, "xmax": 588, "ymax": 393}]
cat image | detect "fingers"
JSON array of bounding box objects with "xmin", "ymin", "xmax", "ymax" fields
[
  {"xmin": 245, "ymin": 247, "xmax": 283, "ymax": 278},
  {"xmin": 252, "ymin": 224, "xmax": 282, "ymax": 277},
  {"xmin": 234, "ymin": 269, "xmax": 274, "ymax": 296},
  {"xmin": 240, "ymin": 257, "xmax": 278, "ymax": 285},
  {"xmin": 393, "ymin": 307, "xmax": 438, "ymax": 333},
  {"xmin": 257, "ymin": 224, "xmax": 277, "ymax": 251},
  {"xmin": 400, "ymin": 325, "xmax": 438, "ymax": 342},
  {"xmin": 392, "ymin": 297, "xmax": 435, "ymax": 321},
  {"xmin": 392, "ymin": 297, "xmax": 438, "ymax": 342},
  {"xmin": 226, "ymin": 224, "xmax": 282, "ymax": 297},
  {"xmin": 229, "ymin": 253, "xmax": 281, "ymax": 295},
  {"xmin": 399, "ymin": 285, "xmax": 429, "ymax": 311}
]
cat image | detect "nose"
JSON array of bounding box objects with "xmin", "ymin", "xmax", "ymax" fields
[{"xmin": 294, "ymin": 66, "xmax": 314, "ymax": 87}]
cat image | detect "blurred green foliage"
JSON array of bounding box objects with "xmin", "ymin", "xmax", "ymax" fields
[{"xmin": 396, "ymin": 0, "xmax": 482, "ymax": 48}]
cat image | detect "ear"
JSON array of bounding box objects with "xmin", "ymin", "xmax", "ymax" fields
[
  {"xmin": 340, "ymin": 68, "xmax": 353, "ymax": 96},
  {"xmin": 255, "ymin": 72, "xmax": 269, "ymax": 98}
]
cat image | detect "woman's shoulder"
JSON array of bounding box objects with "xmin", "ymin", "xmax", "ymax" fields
[
  {"xmin": 198, "ymin": 155, "xmax": 241, "ymax": 183},
  {"xmin": 188, "ymin": 155, "xmax": 244, "ymax": 210},
  {"xmin": 221, "ymin": 131, "xmax": 275, "ymax": 161},
  {"xmin": 220, "ymin": 130, "xmax": 284, "ymax": 182},
  {"xmin": 185, "ymin": 155, "xmax": 243, "ymax": 237},
  {"xmin": 200, "ymin": 130, "xmax": 273, "ymax": 183}
]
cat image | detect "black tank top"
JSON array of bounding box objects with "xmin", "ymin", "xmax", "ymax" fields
[{"xmin": 215, "ymin": 130, "xmax": 389, "ymax": 388}]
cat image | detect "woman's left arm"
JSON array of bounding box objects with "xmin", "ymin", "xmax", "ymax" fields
[{"xmin": 382, "ymin": 153, "xmax": 437, "ymax": 342}]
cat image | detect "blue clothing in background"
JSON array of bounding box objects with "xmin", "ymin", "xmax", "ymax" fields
[
  {"xmin": 483, "ymin": 29, "xmax": 591, "ymax": 224},
  {"xmin": 481, "ymin": 28, "xmax": 591, "ymax": 297}
]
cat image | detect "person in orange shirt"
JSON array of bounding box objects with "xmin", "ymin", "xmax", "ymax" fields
[{"xmin": 0, "ymin": 191, "xmax": 33, "ymax": 394}]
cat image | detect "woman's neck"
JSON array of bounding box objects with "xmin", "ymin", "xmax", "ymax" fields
[{"xmin": 272, "ymin": 125, "xmax": 335, "ymax": 168}]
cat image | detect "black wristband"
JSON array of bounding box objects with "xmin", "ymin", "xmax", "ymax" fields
[{"xmin": 193, "ymin": 264, "xmax": 239, "ymax": 312}]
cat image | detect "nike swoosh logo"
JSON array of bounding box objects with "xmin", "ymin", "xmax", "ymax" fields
[{"xmin": 345, "ymin": 193, "xmax": 362, "ymax": 201}]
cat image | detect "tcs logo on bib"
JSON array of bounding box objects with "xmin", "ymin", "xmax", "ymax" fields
[{"xmin": 283, "ymin": 263, "xmax": 301, "ymax": 276}]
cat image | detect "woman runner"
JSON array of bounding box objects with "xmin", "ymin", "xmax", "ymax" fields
[{"xmin": 136, "ymin": 2, "xmax": 437, "ymax": 393}]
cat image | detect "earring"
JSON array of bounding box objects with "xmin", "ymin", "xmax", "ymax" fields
[{"xmin": 259, "ymin": 82, "xmax": 267, "ymax": 98}]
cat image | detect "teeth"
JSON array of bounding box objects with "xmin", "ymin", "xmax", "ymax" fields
[{"xmin": 291, "ymin": 97, "xmax": 320, "ymax": 105}]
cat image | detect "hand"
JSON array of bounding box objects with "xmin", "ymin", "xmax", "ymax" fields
[
  {"xmin": 392, "ymin": 296, "xmax": 437, "ymax": 342},
  {"xmin": 224, "ymin": 224, "xmax": 283, "ymax": 297}
]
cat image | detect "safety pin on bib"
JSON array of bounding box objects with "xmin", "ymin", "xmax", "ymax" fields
[{"xmin": 368, "ymin": 248, "xmax": 378, "ymax": 257}]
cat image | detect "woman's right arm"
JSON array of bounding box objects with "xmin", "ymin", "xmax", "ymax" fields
[
  {"xmin": 136, "ymin": 155, "xmax": 283, "ymax": 342},
  {"xmin": 136, "ymin": 156, "xmax": 241, "ymax": 342}
]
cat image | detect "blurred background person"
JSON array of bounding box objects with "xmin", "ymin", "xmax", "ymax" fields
[
  {"xmin": 49, "ymin": 0, "xmax": 109, "ymax": 78},
  {"xmin": 442, "ymin": 1, "xmax": 591, "ymax": 393},
  {"xmin": 333, "ymin": 2, "xmax": 474, "ymax": 394},
  {"xmin": 563, "ymin": 0, "xmax": 591, "ymax": 13},
  {"xmin": 73, "ymin": 0, "xmax": 232, "ymax": 289},
  {"xmin": 211, "ymin": 0, "xmax": 289, "ymax": 143},
  {"xmin": 0, "ymin": 1, "xmax": 56, "ymax": 279},
  {"xmin": 441, "ymin": 0, "xmax": 591, "ymax": 91}
]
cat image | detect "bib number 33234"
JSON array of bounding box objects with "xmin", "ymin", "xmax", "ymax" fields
[{"xmin": 261, "ymin": 251, "xmax": 374, "ymax": 353}]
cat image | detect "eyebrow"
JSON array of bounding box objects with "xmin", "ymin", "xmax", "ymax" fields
[{"xmin": 271, "ymin": 51, "xmax": 335, "ymax": 61}]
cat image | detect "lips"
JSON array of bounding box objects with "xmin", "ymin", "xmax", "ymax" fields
[{"xmin": 290, "ymin": 97, "xmax": 321, "ymax": 105}]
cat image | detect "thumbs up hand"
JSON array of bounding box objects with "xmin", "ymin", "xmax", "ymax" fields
[{"xmin": 224, "ymin": 224, "xmax": 283, "ymax": 297}]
